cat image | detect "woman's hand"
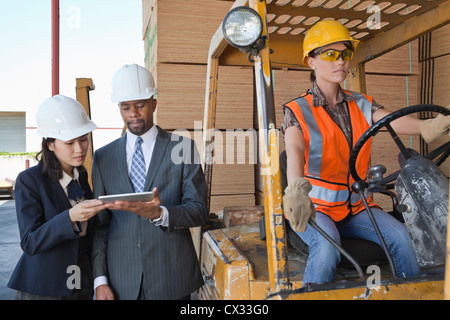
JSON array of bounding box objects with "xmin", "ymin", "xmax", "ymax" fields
[{"xmin": 69, "ymin": 199, "xmax": 106, "ymax": 222}]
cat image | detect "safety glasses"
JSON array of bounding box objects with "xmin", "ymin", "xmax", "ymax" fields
[{"xmin": 319, "ymin": 49, "xmax": 353, "ymax": 62}]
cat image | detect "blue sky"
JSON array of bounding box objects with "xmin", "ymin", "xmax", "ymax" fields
[{"xmin": 0, "ymin": 0, "xmax": 144, "ymax": 149}]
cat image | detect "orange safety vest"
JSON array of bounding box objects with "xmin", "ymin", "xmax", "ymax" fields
[{"xmin": 284, "ymin": 90, "xmax": 379, "ymax": 222}]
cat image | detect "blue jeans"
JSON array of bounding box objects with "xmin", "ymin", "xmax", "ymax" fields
[{"xmin": 293, "ymin": 208, "xmax": 422, "ymax": 285}]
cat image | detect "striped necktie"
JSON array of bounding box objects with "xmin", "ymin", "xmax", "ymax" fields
[{"xmin": 130, "ymin": 137, "xmax": 146, "ymax": 193}]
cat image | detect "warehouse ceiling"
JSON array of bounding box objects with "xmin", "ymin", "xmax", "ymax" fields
[
  {"xmin": 266, "ymin": 0, "xmax": 448, "ymax": 41},
  {"xmin": 219, "ymin": 0, "xmax": 450, "ymax": 68}
]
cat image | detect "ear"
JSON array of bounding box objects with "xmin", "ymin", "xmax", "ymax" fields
[
  {"xmin": 307, "ymin": 56, "xmax": 315, "ymax": 70},
  {"xmin": 47, "ymin": 141, "xmax": 55, "ymax": 152}
]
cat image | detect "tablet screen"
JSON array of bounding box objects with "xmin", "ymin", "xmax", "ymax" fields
[{"xmin": 98, "ymin": 191, "xmax": 154, "ymax": 203}]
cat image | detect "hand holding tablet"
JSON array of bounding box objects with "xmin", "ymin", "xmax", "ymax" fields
[
  {"xmin": 98, "ymin": 191, "xmax": 154, "ymax": 203},
  {"xmin": 99, "ymin": 188, "xmax": 162, "ymax": 222}
]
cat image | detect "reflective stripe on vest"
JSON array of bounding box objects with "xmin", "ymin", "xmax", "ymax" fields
[
  {"xmin": 284, "ymin": 90, "xmax": 378, "ymax": 222},
  {"xmin": 309, "ymin": 178, "xmax": 371, "ymax": 207}
]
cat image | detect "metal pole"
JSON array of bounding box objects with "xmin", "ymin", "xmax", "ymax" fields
[
  {"xmin": 52, "ymin": 0, "xmax": 59, "ymax": 96},
  {"xmin": 252, "ymin": 0, "xmax": 290, "ymax": 294},
  {"xmin": 358, "ymin": 190, "xmax": 397, "ymax": 278},
  {"xmin": 309, "ymin": 220, "xmax": 365, "ymax": 282}
]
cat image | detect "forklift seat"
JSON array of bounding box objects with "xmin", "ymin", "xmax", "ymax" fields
[{"xmin": 279, "ymin": 151, "xmax": 388, "ymax": 268}]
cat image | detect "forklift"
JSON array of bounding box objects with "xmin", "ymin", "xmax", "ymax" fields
[{"xmin": 199, "ymin": 0, "xmax": 450, "ymax": 299}]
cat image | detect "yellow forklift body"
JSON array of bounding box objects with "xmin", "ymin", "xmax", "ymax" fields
[
  {"xmin": 199, "ymin": 224, "xmax": 445, "ymax": 300},
  {"xmin": 200, "ymin": 224, "xmax": 302, "ymax": 300},
  {"xmin": 75, "ymin": 78, "xmax": 95, "ymax": 188}
]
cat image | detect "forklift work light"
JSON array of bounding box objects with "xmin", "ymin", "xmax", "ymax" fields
[{"xmin": 222, "ymin": 6, "xmax": 263, "ymax": 52}]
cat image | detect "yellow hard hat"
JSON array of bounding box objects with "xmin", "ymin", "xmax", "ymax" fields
[{"xmin": 302, "ymin": 20, "xmax": 359, "ymax": 67}]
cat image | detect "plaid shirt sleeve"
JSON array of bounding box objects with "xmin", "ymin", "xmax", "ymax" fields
[
  {"xmin": 282, "ymin": 107, "xmax": 302, "ymax": 136},
  {"xmin": 371, "ymin": 99, "xmax": 384, "ymax": 113}
]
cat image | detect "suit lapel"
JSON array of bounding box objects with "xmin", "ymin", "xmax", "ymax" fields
[
  {"xmin": 145, "ymin": 126, "xmax": 170, "ymax": 190},
  {"xmin": 116, "ymin": 135, "xmax": 136, "ymax": 192},
  {"xmin": 40, "ymin": 169, "xmax": 71, "ymax": 213}
]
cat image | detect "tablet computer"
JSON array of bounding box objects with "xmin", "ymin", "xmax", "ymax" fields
[{"xmin": 98, "ymin": 191, "xmax": 154, "ymax": 203}]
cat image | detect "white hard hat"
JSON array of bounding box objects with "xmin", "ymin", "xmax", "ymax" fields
[
  {"xmin": 111, "ymin": 64, "xmax": 157, "ymax": 103},
  {"xmin": 36, "ymin": 95, "xmax": 97, "ymax": 141}
]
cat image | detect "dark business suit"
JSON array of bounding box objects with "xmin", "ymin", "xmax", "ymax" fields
[
  {"xmin": 91, "ymin": 126, "xmax": 208, "ymax": 300},
  {"xmin": 8, "ymin": 163, "xmax": 94, "ymax": 297}
]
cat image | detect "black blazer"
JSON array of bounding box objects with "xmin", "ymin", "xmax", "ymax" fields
[{"xmin": 8, "ymin": 163, "xmax": 94, "ymax": 296}]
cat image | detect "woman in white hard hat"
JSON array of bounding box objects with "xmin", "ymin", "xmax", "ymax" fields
[
  {"xmin": 8, "ymin": 95, "xmax": 106, "ymax": 300},
  {"xmin": 281, "ymin": 20, "xmax": 448, "ymax": 286}
]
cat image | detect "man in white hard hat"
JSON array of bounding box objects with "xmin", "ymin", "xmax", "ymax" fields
[{"xmin": 91, "ymin": 64, "xmax": 208, "ymax": 300}]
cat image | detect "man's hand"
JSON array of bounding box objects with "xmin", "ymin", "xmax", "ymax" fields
[
  {"xmin": 283, "ymin": 177, "xmax": 316, "ymax": 233},
  {"xmin": 105, "ymin": 187, "xmax": 162, "ymax": 221},
  {"xmin": 95, "ymin": 284, "xmax": 115, "ymax": 300}
]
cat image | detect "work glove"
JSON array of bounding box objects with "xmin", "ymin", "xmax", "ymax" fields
[
  {"xmin": 283, "ymin": 177, "xmax": 316, "ymax": 233},
  {"xmin": 420, "ymin": 107, "xmax": 450, "ymax": 144}
]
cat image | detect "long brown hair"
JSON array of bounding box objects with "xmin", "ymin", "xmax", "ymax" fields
[{"xmin": 36, "ymin": 138, "xmax": 62, "ymax": 181}]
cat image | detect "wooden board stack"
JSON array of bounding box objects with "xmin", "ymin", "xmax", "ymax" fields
[{"xmin": 143, "ymin": 0, "xmax": 256, "ymax": 213}]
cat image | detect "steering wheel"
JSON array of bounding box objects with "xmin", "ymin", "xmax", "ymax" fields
[{"xmin": 349, "ymin": 104, "xmax": 450, "ymax": 187}]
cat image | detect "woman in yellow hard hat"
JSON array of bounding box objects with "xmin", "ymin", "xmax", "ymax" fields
[{"xmin": 281, "ymin": 20, "xmax": 448, "ymax": 285}]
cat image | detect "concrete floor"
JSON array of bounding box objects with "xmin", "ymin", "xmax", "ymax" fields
[{"xmin": 0, "ymin": 198, "xmax": 20, "ymax": 300}]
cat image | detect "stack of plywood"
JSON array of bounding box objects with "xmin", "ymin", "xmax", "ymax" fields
[
  {"xmin": 154, "ymin": 64, "xmax": 254, "ymax": 130},
  {"xmin": 143, "ymin": 0, "xmax": 234, "ymax": 67},
  {"xmin": 431, "ymin": 24, "xmax": 450, "ymax": 108},
  {"xmin": 170, "ymin": 127, "xmax": 257, "ymax": 212},
  {"xmin": 142, "ymin": 0, "xmax": 256, "ymax": 213},
  {"xmin": 253, "ymin": 69, "xmax": 311, "ymax": 202}
]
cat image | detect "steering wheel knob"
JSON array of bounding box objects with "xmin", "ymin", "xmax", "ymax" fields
[
  {"xmin": 351, "ymin": 180, "xmax": 367, "ymax": 193},
  {"xmin": 368, "ymin": 165, "xmax": 386, "ymax": 180}
]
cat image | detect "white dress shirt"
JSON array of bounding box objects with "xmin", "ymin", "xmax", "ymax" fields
[
  {"xmin": 59, "ymin": 168, "xmax": 87, "ymax": 236},
  {"xmin": 125, "ymin": 126, "xmax": 169, "ymax": 226}
]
